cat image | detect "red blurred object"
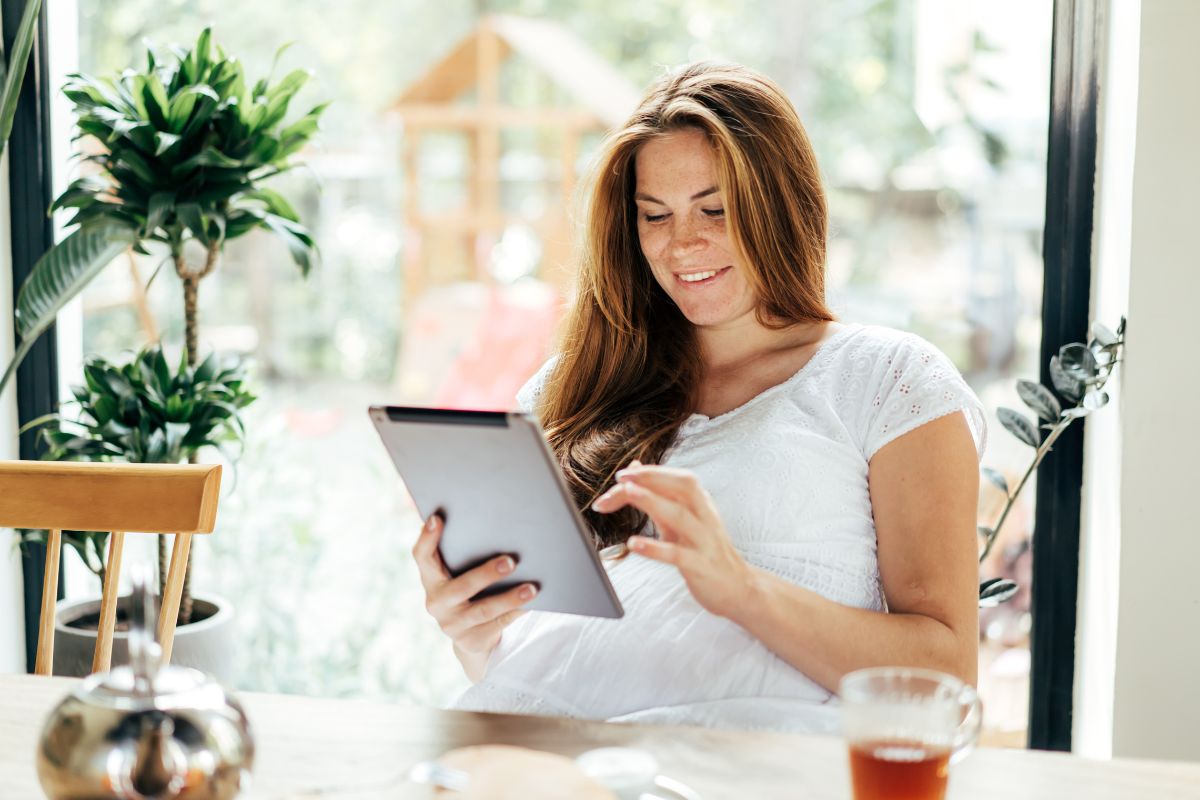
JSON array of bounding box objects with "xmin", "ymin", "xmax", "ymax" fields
[{"xmin": 433, "ymin": 281, "xmax": 564, "ymax": 410}]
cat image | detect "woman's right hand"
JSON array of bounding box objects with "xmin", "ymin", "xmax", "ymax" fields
[{"xmin": 411, "ymin": 513, "xmax": 538, "ymax": 681}]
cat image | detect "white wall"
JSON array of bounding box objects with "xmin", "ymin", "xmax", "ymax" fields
[
  {"xmin": 1, "ymin": 150, "xmax": 27, "ymax": 674},
  {"xmin": 1073, "ymin": 0, "xmax": 1137, "ymax": 760},
  {"xmin": 1100, "ymin": 0, "xmax": 1200, "ymax": 763}
]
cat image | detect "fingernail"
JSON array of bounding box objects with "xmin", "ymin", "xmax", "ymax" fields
[
  {"xmin": 520, "ymin": 584, "xmax": 537, "ymax": 600},
  {"xmin": 498, "ymin": 556, "xmax": 515, "ymax": 574},
  {"xmin": 425, "ymin": 516, "xmax": 436, "ymax": 531}
]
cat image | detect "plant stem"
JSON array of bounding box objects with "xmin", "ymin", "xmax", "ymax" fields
[
  {"xmin": 982, "ymin": 334, "xmax": 1125, "ymax": 563},
  {"xmin": 183, "ymin": 274, "xmax": 200, "ymax": 368},
  {"xmin": 175, "ymin": 249, "xmax": 208, "ymax": 625},
  {"xmin": 157, "ymin": 535, "xmax": 167, "ymax": 606},
  {"xmin": 981, "ymin": 418, "xmax": 1071, "ymax": 563}
]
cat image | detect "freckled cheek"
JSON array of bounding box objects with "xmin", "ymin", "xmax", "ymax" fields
[{"xmin": 638, "ymin": 229, "xmax": 669, "ymax": 272}]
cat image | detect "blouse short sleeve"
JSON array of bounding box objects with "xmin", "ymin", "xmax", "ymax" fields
[
  {"xmin": 860, "ymin": 333, "xmax": 987, "ymax": 462},
  {"xmin": 515, "ymin": 356, "xmax": 559, "ymax": 415}
]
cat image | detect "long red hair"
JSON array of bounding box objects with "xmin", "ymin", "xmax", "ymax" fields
[{"xmin": 539, "ymin": 61, "xmax": 834, "ymax": 548}]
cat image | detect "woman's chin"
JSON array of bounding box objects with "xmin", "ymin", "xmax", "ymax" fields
[{"xmin": 675, "ymin": 300, "xmax": 756, "ymax": 329}]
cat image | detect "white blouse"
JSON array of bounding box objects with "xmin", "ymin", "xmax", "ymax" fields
[{"xmin": 453, "ymin": 322, "xmax": 987, "ymax": 733}]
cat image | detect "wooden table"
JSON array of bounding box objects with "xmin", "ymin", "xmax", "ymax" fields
[{"xmin": 2, "ymin": 673, "xmax": 1198, "ymax": 799}]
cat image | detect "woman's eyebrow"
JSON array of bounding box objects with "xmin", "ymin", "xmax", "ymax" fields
[{"xmin": 633, "ymin": 186, "xmax": 721, "ymax": 204}]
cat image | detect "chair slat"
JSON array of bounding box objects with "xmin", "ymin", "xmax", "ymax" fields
[
  {"xmin": 34, "ymin": 530, "xmax": 62, "ymax": 676},
  {"xmin": 157, "ymin": 532, "xmax": 193, "ymax": 666},
  {"xmin": 91, "ymin": 531, "xmax": 126, "ymax": 674}
]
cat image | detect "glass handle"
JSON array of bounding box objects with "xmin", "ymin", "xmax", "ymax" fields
[{"xmin": 950, "ymin": 684, "xmax": 983, "ymax": 765}]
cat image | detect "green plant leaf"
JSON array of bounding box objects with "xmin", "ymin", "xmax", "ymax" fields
[
  {"xmin": 0, "ymin": 0, "xmax": 45, "ymax": 159},
  {"xmin": 1059, "ymin": 343, "xmax": 1098, "ymax": 381},
  {"xmin": 142, "ymin": 71, "xmax": 170, "ymax": 129},
  {"xmin": 167, "ymin": 83, "xmax": 217, "ymax": 133},
  {"xmin": 176, "ymin": 202, "xmax": 209, "ymax": 245},
  {"xmin": 242, "ymin": 187, "xmax": 299, "ymax": 221},
  {"xmin": 178, "ymin": 88, "xmax": 220, "ymax": 140},
  {"xmin": 258, "ymin": 211, "xmax": 316, "ymax": 275},
  {"xmin": 981, "ymin": 467, "xmax": 1009, "ymax": 495},
  {"xmin": 0, "ymin": 222, "xmax": 136, "ymax": 399},
  {"xmin": 255, "ymin": 68, "xmax": 311, "ymax": 133},
  {"xmin": 145, "ymin": 191, "xmax": 174, "ymax": 235},
  {"xmin": 998, "ymin": 407, "xmax": 1040, "ymax": 448},
  {"xmin": 275, "ymin": 101, "xmax": 328, "ymax": 159},
  {"xmin": 1049, "ymin": 355, "xmax": 1084, "ymax": 402},
  {"xmin": 1016, "ymin": 379, "xmax": 1062, "ymax": 422},
  {"xmin": 193, "ymin": 351, "xmax": 218, "ymax": 383},
  {"xmin": 49, "ymin": 175, "xmax": 111, "ymax": 213},
  {"xmin": 1083, "ymin": 390, "xmax": 1109, "ymax": 411},
  {"xmin": 1091, "ymin": 321, "xmax": 1118, "ymax": 347},
  {"xmin": 153, "ymin": 130, "xmax": 180, "ymax": 156},
  {"xmin": 979, "ymin": 577, "xmax": 1019, "ymax": 607},
  {"xmin": 252, "ymin": 41, "xmax": 295, "ymax": 99}
]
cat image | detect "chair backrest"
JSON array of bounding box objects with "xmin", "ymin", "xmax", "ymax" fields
[{"xmin": 0, "ymin": 460, "xmax": 222, "ymax": 675}]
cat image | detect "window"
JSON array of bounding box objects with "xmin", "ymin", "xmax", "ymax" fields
[{"xmin": 43, "ymin": 0, "xmax": 1051, "ymax": 740}]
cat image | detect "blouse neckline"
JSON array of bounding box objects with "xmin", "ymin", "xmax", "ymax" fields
[{"xmin": 683, "ymin": 322, "xmax": 861, "ymax": 431}]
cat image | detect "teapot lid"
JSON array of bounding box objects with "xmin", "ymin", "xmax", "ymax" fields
[{"xmin": 73, "ymin": 567, "xmax": 222, "ymax": 711}]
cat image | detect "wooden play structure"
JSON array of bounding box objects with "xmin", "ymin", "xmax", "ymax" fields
[{"xmin": 389, "ymin": 14, "xmax": 641, "ymax": 301}]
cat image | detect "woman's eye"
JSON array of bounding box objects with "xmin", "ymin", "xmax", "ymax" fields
[
  {"xmin": 643, "ymin": 213, "xmax": 669, "ymax": 223},
  {"xmin": 702, "ymin": 208, "xmax": 725, "ymax": 218}
]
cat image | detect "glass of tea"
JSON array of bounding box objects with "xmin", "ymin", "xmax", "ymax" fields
[{"xmin": 840, "ymin": 667, "xmax": 982, "ymax": 800}]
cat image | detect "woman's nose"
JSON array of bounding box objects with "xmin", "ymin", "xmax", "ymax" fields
[{"xmin": 669, "ymin": 219, "xmax": 705, "ymax": 257}]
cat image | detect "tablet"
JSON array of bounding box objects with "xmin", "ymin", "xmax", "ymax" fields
[{"xmin": 369, "ymin": 406, "xmax": 624, "ymax": 619}]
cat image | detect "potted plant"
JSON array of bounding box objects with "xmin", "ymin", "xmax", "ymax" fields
[
  {"xmin": 20, "ymin": 344, "xmax": 254, "ymax": 677},
  {"xmin": 2, "ymin": 27, "xmax": 325, "ymax": 628}
]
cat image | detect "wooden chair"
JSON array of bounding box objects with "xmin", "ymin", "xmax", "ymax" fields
[{"xmin": 0, "ymin": 461, "xmax": 222, "ymax": 675}]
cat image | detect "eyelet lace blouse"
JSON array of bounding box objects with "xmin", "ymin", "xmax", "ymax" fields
[{"xmin": 452, "ymin": 322, "xmax": 987, "ymax": 733}]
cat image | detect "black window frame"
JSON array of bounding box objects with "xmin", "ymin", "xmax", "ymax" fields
[
  {"xmin": 4, "ymin": 0, "xmax": 58, "ymax": 673},
  {"xmin": 1027, "ymin": 0, "xmax": 1100, "ymax": 752}
]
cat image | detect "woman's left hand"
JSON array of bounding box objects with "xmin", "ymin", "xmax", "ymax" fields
[{"xmin": 591, "ymin": 462, "xmax": 755, "ymax": 619}]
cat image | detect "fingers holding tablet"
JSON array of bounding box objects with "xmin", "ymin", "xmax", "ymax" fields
[
  {"xmin": 448, "ymin": 583, "xmax": 537, "ymax": 642},
  {"xmin": 412, "ymin": 513, "xmax": 452, "ymax": 591},
  {"xmin": 416, "ymin": 514, "xmax": 538, "ymax": 654}
]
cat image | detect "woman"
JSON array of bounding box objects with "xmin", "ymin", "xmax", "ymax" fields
[{"xmin": 412, "ymin": 61, "xmax": 986, "ymax": 733}]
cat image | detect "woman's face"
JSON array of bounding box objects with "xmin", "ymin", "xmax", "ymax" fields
[{"xmin": 633, "ymin": 127, "xmax": 757, "ymax": 329}]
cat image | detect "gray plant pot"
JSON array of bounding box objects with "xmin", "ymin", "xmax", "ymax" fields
[{"xmin": 52, "ymin": 593, "xmax": 236, "ymax": 683}]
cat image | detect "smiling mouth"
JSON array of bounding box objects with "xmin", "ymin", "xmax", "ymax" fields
[{"xmin": 675, "ymin": 266, "xmax": 732, "ymax": 286}]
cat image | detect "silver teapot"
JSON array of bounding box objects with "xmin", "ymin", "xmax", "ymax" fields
[{"xmin": 37, "ymin": 570, "xmax": 254, "ymax": 799}]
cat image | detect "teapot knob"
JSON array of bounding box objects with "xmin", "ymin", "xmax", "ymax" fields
[
  {"xmin": 117, "ymin": 568, "xmax": 188, "ymax": 799},
  {"xmin": 127, "ymin": 567, "xmax": 161, "ymax": 693}
]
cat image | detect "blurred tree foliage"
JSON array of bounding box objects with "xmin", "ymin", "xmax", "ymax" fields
[
  {"xmin": 75, "ymin": 0, "xmax": 937, "ymax": 184},
  {"xmin": 69, "ymin": 0, "xmax": 1043, "ymax": 380}
]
